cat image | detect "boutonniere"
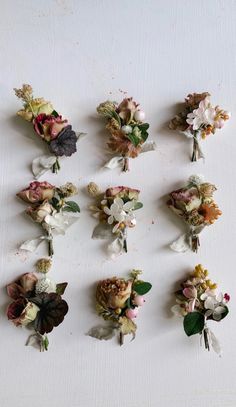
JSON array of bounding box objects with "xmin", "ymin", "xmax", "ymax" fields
[
  {"xmin": 14, "ymin": 84, "xmax": 85, "ymax": 178},
  {"xmin": 167, "ymin": 175, "xmax": 221, "ymax": 253},
  {"xmin": 169, "ymin": 92, "xmax": 230, "ymax": 161},
  {"xmin": 97, "ymin": 97, "xmax": 156, "ymax": 171},
  {"xmin": 172, "ymin": 264, "xmax": 230, "ymax": 354},
  {"xmin": 6, "ymin": 260, "xmax": 68, "ymax": 351},
  {"xmin": 17, "ymin": 181, "xmax": 80, "ymax": 257},
  {"xmin": 88, "ymin": 270, "xmax": 152, "ymax": 345},
  {"xmin": 88, "ymin": 183, "xmax": 143, "ymax": 257}
]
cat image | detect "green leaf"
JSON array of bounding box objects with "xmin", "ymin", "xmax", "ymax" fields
[
  {"xmin": 133, "ymin": 202, "xmax": 143, "ymax": 210},
  {"xmin": 183, "ymin": 312, "xmax": 205, "ymax": 336},
  {"xmin": 139, "ymin": 123, "xmax": 149, "ymax": 132},
  {"xmin": 63, "ymin": 201, "xmax": 80, "ymax": 213},
  {"xmin": 111, "ymin": 110, "xmax": 121, "ymax": 127},
  {"xmin": 133, "ymin": 281, "xmax": 152, "ymax": 295},
  {"xmin": 51, "ymin": 110, "xmax": 59, "ymax": 117},
  {"xmin": 127, "ymin": 133, "xmax": 141, "ymax": 147},
  {"xmin": 56, "ymin": 282, "xmax": 68, "ymax": 295},
  {"xmin": 140, "ymin": 131, "xmax": 148, "ymax": 142},
  {"xmin": 51, "ymin": 197, "xmax": 60, "ymax": 211},
  {"xmin": 220, "ymin": 306, "xmax": 229, "ymax": 320}
]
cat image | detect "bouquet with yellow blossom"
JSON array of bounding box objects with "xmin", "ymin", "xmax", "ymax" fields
[
  {"xmin": 88, "ymin": 270, "xmax": 152, "ymax": 345},
  {"xmin": 14, "ymin": 84, "xmax": 85, "ymax": 177},
  {"xmin": 97, "ymin": 97, "xmax": 156, "ymax": 171},
  {"xmin": 169, "ymin": 92, "xmax": 230, "ymax": 161},
  {"xmin": 172, "ymin": 265, "xmax": 230, "ymax": 354},
  {"xmin": 167, "ymin": 175, "xmax": 221, "ymax": 252}
]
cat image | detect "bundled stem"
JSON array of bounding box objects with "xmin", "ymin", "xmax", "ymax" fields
[{"xmin": 122, "ymin": 156, "xmax": 130, "ymax": 172}]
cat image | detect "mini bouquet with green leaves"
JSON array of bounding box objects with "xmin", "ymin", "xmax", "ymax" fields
[
  {"xmin": 17, "ymin": 181, "xmax": 80, "ymax": 257},
  {"xmin": 167, "ymin": 175, "xmax": 222, "ymax": 253},
  {"xmin": 14, "ymin": 84, "xmax": 85, "ymax": 177},
  {"xmin": 172, "ymin": 264, "xmax": 230, "ymax": 354},
  {"xmin": 88, "ymin": 183, "xmax": 143, "ymax": 257},
  {"xmin": 88, "ymin": 270, "xmax": 152, "ymax": 345},
  {"xmin": 6, "ymin": 260, "xmax": 68, "ymax": 351},
  {"xmin": 169, "ymin": 92, "xmax": 230, "ymax": 161},
  {"xmin": 97, "ymin": 97, "xmax": 156, "ymax": 171}
]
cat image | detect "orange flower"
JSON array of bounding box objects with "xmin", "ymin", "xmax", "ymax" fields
[
  {"xmin": 198, "ymin": 203, "xmax": 222, "ymax": 224},
  {"xmin": 107, "ymin": 130, "xmax": 141, "ymax": 158}
]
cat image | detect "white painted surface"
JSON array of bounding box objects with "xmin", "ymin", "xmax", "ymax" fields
[{"xmin": 0, "ymin": 1, "xmax": 236, "ymax": 406}]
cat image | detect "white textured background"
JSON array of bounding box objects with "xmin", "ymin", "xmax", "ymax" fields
[{"xmin": 1, "ymin": 1, "xmax": 236, "ymax": 406}]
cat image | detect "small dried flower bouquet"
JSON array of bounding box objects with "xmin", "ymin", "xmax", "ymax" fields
[
  {"xmin": 88, "ymin": 183, "xmax": 143, "ymax": 257},
  {"xmin": 6, "ymin": 263, "xmax": 68, "ymax": 351},
  {"xmin": 172, "ymin": 264, "xmax": 230, "ymax": 354},
  {"xmin": 97, "ymin": 97, "xmax": 156, "ymax": 171},
  {"xmin": 88, "ymin": 270, "xmax": 152, "ymax": 345},
  {"xmin": 169, "ymin": 92, "xmax": 230, "ymax": 161},
  {"xmin": 17, "ymin": 181, "xmax": 80, "ymax": 257},
  {"xmin": 167, "ymin": 175, "xmax": 221, "ymax": 253},
  {"xmin": 14, "ymin": 84, "xmax": 85, "ymax": 177}
]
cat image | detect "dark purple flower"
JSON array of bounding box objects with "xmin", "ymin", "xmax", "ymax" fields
[{"xmin": 49, "ymin": 125, "xmax": 77, "ymax": 157}]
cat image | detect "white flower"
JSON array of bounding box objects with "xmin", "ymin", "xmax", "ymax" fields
[
  {"xmin": 188, "ymin": 174, "xmax": 205, "ymax": 186},
  {"xmin": 201, "ymin": 291, "xmax": 226, "ymax": 321},
  {"xmin": 103, "ymin": 198, "xmax": 136, "ymax": 233},
  {"xmin": 35, "ymin": 277, "xmax": 57, "ymax": 294},
  {"xmin": 186, "ymin": 97, "xmax": 216, "ymax": 130}
]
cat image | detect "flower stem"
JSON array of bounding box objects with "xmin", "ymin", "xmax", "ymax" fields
[
  {"xmin": 191, "ymin": 138, "xmax": 198, "ymax": 162},
  {"xmin": 119, "ymin": 332, "xmax": 124, "ymax": 346},
  {"xmin": 47, "ymin": 230, "xmax": 54, "ymax": 257},
  {"xmin": 52, "ymin": 157, "xmax": 60, "ymax": 173},
  {"xmin": 203, "ymin": 328, "xmax": 210, "ymax": 351},
  {"xmin": 122, "ymin": 157, "xmax": 129, "ymax": 172},
  {"xmin": 191, "ymin": 234, "xmax": 200, "ymax": 253}
]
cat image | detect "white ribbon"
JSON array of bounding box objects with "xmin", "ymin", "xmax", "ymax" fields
[
  {"xmin": 170, "ymin": 234, "xmax": 190, "ymax": 253},
  {"xmin": 32, "ymin": 155, "xmax": 58, "ymax": 179},
  {"xmin": 201, "ymin": 327, "xmax": 221, "ymax": 355},
  {"xmin": 104, "ymin": 140, "xmax": 156, "ymax": 170},
  {"xmin": 20, "ymin": 235, "xmax": 51, "ymax": 252}
]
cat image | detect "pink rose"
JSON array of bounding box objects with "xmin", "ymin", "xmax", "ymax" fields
[
  {"xmin": 7, "ymin": 273, "xmax": 38, "ymax": 300},
  {"xmin": 17, "ymin": 181, "xmax": 55, "ymax": 204},
  {"xmin": 117, "ymin": 98, "xmax": 139, "ymax": 122},
  {"xmin": 26, "ymin": 201, "xmax": 53, "ymax": 223},
  {"xmin": 33, "ymin": 114, "xmax": 68, "ymax": 142},
  {"xmin": 7, "ymin": 298, "xmax": 39, "ymax": 326}
]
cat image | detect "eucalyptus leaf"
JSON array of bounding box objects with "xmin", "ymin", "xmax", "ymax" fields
[
  {"xmin": 133, "ymin": 202, "xmax": 143, "ymax": 210},
  {"xmin": 62, "ymin": 201, "xmax": 80, "ymax": 213},
  {"xmin": 87, "ymin": 325, "xmax": 116, "ymax": 340},
  {"xmin": 183, "ymin": 312, "xmax": 205, "ymax": 336}
]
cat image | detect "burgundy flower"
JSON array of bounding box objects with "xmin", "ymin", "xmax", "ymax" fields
[
  {"xmin": 33, "ymin": 114, "xmax": 68, "ymax": 142},
  {"xmin": 49, "ymin": 125, "xmax": 77, "ymax": 157},
  {"xmin": 7, "ymin": 273, "xmax": 38, "ymax": 300},
  {"xmin": 7, "ymin": 298, "xmax": 39, "ymax": 326}
]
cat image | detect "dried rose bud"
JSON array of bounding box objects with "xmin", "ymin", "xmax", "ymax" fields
[
  {"xmin": 36, "ymin": 258, "xmax": 52, "ymax": 274},
  {"xmin": 87, "ymin": 182, "xmax": 101, "ymax": 197},
  {"xmin": 17, "ymin": 181, "xmax": 55, "ymax": 204},
  {"xmin": 96, "ymin": 277, "xmax": 132, "ymax": 309}
]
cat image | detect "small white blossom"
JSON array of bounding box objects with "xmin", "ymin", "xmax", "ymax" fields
[
  {"xmin": 35, "ymin": 277, "xmax": 57, "ymax": 294},
  {"xmin": 186, "ymin": 97, "xmax": 216, "ymax": 130},
  {"xmin": 103, "ymin": 197, "xmax": 136, "ymax": 233}
]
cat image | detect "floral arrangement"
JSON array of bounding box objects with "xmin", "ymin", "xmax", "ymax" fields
[
  {"xmin": 6, "ymin": 260, "xmax": 68, "ymax": 351},
  {"xmin": 169, "ymin": 92, "xmax": 230, "ymax": 161},
  {"xmin": 167, "ymin": 175, "xmax": 221, "ymax": 252},
  {"xmin": 88, "ymin": 270, "xmax": 152, "ymax": 345},
  {"xmin": 172, "ymin": 264, "xmax": 230, "ymax": 354},
  {"xmin": 14, "ymin": 84, "xmax": 85, "ymax": 177},
  {"xmin": 88, "ymin": 183, "xmax": 143, "ymax": 257},
  {"xmin": 17, "ymin": 181, "xmax": 80, "ymax": 256},
  {"xmin": 97, "ymin": 97, "xmax": 156, "ymax": 171}
]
